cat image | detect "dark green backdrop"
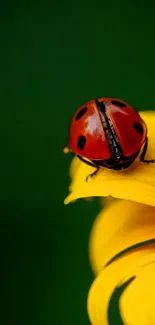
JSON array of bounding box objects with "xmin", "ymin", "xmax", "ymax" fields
[{"xmin": 1, "ymin": 1, "xmax": 155, "ymax": 324}]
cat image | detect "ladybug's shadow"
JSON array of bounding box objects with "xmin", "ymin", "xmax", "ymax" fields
[{"xmin": 118, "ymin": 158, "xmax": 155, "ymax": 177}]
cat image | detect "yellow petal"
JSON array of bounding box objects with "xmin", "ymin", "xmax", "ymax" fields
[
  {"xmin": 89, "ymin": 199, "xmax": 155, "ymax": 275},
  {"xmin": 87, "ymin": 248, "xmax": 155, "ymax": 325},
  {"xmin": 64, "ymin": 111, "xmax": 155, "ymax": 207},
  {"xmin": 68, "ymin": 154, "xmax": 81, "ymax": 191},
  {"xmin": 87, "ymin": 199, "xmax": 155, "ymax": 325},
  {"xmin": 120, "ymin": 262, "xmax": 155, "ymax": 325}
]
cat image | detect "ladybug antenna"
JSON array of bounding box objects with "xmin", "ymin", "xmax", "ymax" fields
[{"xmin": 63, "ymin": 146, "xmax": 70, "ymax": 154}]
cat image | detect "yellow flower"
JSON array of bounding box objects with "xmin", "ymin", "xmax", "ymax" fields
[
  {"xmin": 64, "ymin": 111, "xmax": 155, "ymax": 325},
  {"xmin": 88, "ymin": 200, "xmax": 155, "ymax": 325}
]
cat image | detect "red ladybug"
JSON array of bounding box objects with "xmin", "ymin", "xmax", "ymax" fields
[{"xmin": 68, "ymin": 97, "xmax": 155, "ymax": 181}]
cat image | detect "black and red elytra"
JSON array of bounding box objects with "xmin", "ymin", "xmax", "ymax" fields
[{"xmin": 68, "ymin": 97, "xmax": 155, "ymax": 181}]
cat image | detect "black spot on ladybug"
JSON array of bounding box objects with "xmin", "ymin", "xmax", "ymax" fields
[
  {"xmin": 77, "ymin": 135, "xmax": 86, "ymax": 150},
  {"xmin": 75, "ymin": 107, "xmax": 87, "ymax": 120},
  {"xmin": 133, "ymin": 122, "xmax": 144, "ymax": 134},
  {"xmin": 111, "ymin": 100, "xmax": 126, "ymax": 107}
]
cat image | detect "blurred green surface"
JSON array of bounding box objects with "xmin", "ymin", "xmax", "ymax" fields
[{"xmin": 1, "ymin": 1, "xmax": 155, "ymax": 324}]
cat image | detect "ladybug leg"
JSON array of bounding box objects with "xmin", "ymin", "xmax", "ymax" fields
[
  {"xmin": 77, "ymin": 155, "xmax": 100, "ymax": 182},
  {"xmin": 140, "ymin": 137, "xmax": 155, "ymax": 163},
  {"xmin": 77, "ymin": 155, "xmax": 97, "ymax": 168},
  {"xmin": 86, "ymin": 167, "xmax": 100, "ymax": 182}
]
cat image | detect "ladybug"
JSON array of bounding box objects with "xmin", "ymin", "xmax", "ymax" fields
[{"xmin": 67, "ymin": 97, "xmax": 155, "ymax": 181}]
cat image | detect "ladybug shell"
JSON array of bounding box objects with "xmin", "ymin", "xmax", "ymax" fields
[
  {"xmin": 68, "ymin": 98, "xmax": 147, "ymax": 160},
  {"xmin": 68, "ymin": 100, "xmax": 111, "ymax": 160},
  {"xmin": 102, "ymin": 97, "xmax": 147, "ymax": 157}
]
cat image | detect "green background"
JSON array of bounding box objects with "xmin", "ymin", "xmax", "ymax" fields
[{"xmin": 1, "ymin": 1, "xmax": 155, "ymax": 324}]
